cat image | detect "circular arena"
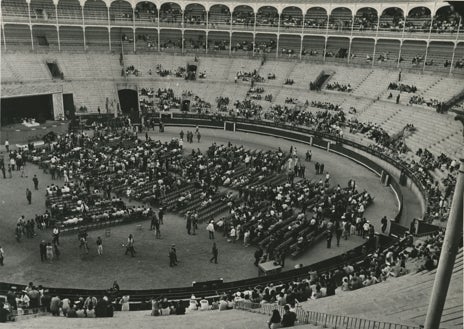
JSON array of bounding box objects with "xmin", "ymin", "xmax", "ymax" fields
[{"xmin": 0, "ymin": 0, "xmax": 463, "ymax": 328}]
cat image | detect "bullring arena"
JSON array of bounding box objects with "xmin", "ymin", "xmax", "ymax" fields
[{"xmin": 0, "ymin": 0, "xmax": 463, "ymax": 328}]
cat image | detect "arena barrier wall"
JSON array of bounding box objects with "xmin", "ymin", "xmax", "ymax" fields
[{"xmin": 0, "ymin": 235, "xmax": 398, "ymax": 305}]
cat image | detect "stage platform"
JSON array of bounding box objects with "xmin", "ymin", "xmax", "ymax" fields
[{"xmin": 1, "ymin": 120, "xmax": 69, "ymax": 146}]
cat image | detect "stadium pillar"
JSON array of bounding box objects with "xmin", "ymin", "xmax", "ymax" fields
[
  {"xmin": 54, "ymin": 3, "xmax": 61, "ymax": 51},
  {"xmin": 181, "ymin": 30, "xmax": 184, "ymax": 54},
  {"xmin": 276, "ymin": 11, "xmax": 281, "ymax": 59},
  {"xmin": 157, "ymin": 10, "xmax": 160, "ymax": 52},
  {"xmin": 449, "ymin": 17, "xmax": 461, "ymax": 75},
  {"xmin": 323, "ymin": 12, "xmax": 329, "ymax": 62},
  {"xmin": 1, "ymin": 24, "xmax": 6, "ymax": 50},
  {"xmin": 423, "ymin": 159, "xmax": 464, "ymax": 329},
  {"xmin": 347, "ymin": 14, "xmax": 355, "ymax": 64},
  {"xmin": 132, "ymin": 7, "xmax": 136, "ymax": 53},
  {"xmin": 396, "ymin": 40, "xmax": 403, "ymax": 68},
  {"xmin": 27, "ymin": 2, "xmax": 34, "ymax": 50},
  {"xmin": 422, "ymin": 14, "xmax": 434, "ymax": 72},
  {"xmin": 81, "ymin": 6, "xmax": 86, "ymax": 51},
  {"xmin": 299, "ymin": 35, "xmax": 303, "ymax": 60},
  {"xmin": 371, "ymin": 39, "xmax": 377, "ymax": 68},
  {"xmin": 229, "ymin": 32, "xmax": 232, "ymax": 56},
  {"xmin": 83, "ymin": 26, "xmax": 86, "ymax": 51},
  {"xmin": 107, "ymin": 6, "xmax": 111, "ymax": 52},
  {"xmin": 449, "ymin": 43, "xmax": 458, "ymax": 75},
  {"xmin": 422, "ymin": 41, "xmax": 429, "ymax": 73},
  {"xmin": 397, "ymin": 6, "xmax": 408, "ymax": 68},
  {"xmin": 57, "ymin": 26, "xmax": 61, "ymax": 52},
  {"xmin": 299, "ymin": 13, "xmax": 304, "ymax": 60}
]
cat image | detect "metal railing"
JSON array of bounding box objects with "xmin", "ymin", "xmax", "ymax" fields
[{"xmin": 235, "ymin": 301, "xmax": 420, "ymax": 329}]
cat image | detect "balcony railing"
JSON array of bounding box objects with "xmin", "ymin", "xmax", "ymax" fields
[{"xmin": 235, "ymin": 301, "xmax": 420, "ymax": 329}]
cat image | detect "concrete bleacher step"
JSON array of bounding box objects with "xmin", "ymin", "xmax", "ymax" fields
[
  {"xmin": 299, "ymin": 255, "xmax": 462, "ymax": 329},
  {"xmin": 8, "ymin": 309, "xmax": 279, "ymax": 329},
  {"xmin": 1, "ymin": 58, "xmax": 22, "ymax": 82}
]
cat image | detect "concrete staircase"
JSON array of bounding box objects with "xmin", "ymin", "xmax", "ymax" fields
[{"xmin": 300, "ymin": 250, "xmax": 463, "ymax": 329}]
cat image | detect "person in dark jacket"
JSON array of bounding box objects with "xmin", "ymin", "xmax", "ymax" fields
[
  {"xmin": 0, "ymin": 302, "xmax": 10, "ymax": 323},
  {"xmin": 254, "ymin": 248, "xmax": 263, "ymax": 266},
  {"xmin": 210, "ymin": 242, "xmax": 218, "ymax": 264},
  {"xmin": 95, "ymin": 298, "xmax": 107, "ymax": 318},
  {"xmin": 281, "ymin": 304, "xmax": 296, "ymax": 327},
  {"xmin": 175, "ymin": 301, "xmax": 186, "ymax": 315}
]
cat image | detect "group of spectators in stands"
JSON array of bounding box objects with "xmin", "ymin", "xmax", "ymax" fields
[{"xmin": 325, "ymin": 82, "xmax": 352, "ymax": 93}]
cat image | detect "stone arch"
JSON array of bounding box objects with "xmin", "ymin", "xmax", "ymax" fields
[
  {"xmin": 256, "ymin": 6, "xmax": 279, "ymax": 27},
  {"xmin": 208, "ymin": 4, "xmax": 230, "ymax": 26},
  {"xmin": 159, "ymin": 2, "xmax": 182, "ymax": 25},
  {"xmin": 1, "ymin": 0, "xmax": 29, "ymax": 20},
  {"xmin": 232, "ymin": 5, "xmax": 254, "ymax": 28},
  {"xmin": 134, "ymin": 1, "xmax": 157, "ymax": 24},
  {"xmin": 30, "ymin": 0, "xmax": 56, "ymax": 21},
  {"xmin": 84, "ymin": 0, "xmax": 108, "ymax": 23},
  {"xmin": 57, "ymin": 0, "xmax": 82, "ymax": 23},
  {"xmin": 354, "ymin": 7, "xmax": 378, "ymax": 31},
  {"xmin": 109, "ymin": 0, "xmax": 133, "ymax": 24},
  {"xmin": 281, "ymin": 6, "xmax": 303, "ymax": 29},
  {"xmin": 407, "ymin": 6, "xmax": 432, "ymax": 18},
  {"xmin": 378, "ymin": 8, "xmax": 404, "ymax": 33},
  {"xmin": 184, "ymin": 3, "xmax": 206, "ymax": 26},
  {"xmin": 431, "ymin": 5, "xmax": 460, "ymax": 34},
  {"xmin": 405, "ymin": 6, "xmax": 432, "ymax": 33},
  {"xmin": 304, "ymin": 7, "xmax": 328, "ymax": 30},
  {"xmin": 329, "ymin": 7, "xmax": 353, "ymax": 32}
]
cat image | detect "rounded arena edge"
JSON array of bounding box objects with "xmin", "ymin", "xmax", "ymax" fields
[{"xmin": 0, "ymin": 113, "xmax": 431, "ymax": 308}]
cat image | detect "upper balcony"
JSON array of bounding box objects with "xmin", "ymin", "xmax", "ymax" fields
[{"xmin": 1, "ymin": 0, "xmax": 462, "ymax": 42}]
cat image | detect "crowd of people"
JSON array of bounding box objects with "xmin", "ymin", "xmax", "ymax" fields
[
  {"xmin": 388, "ymin": 82, "xmax": 417, "ymax": 93},
  {"xmin": 326, "ymin": 82, "xmax": 352, "ymax": 93}
]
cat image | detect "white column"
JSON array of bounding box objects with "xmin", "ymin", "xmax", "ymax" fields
[
  {"xmin": 108, "ymin": 6, "xmax": 111, "ymax": 51},
  {"xmin": 133, "ymin": 7, "xmax": 136, "ymax": 52},
  {"xmin": 371, "ymin": 39, "xmax": 377, "ymax": 68},
  {"xmin": 81, "ymin": 6, "xmax": 86, "ymax": 51},
  {"xmin": 300, "ymin": 13, "xmax": 305, "ymax": 60},
  {"xmin": 347, "ymin": 14, "xmax": 355, "ymax": 64},
  {"xmin": 424, "ymin": 160, "xmax": 464, "ymax": 329},
  {"xmin": 323, "ymin": 11, "xmax": 329, "ymax": 61},
  {"xmin": 55, "ymin": 5, "xmax": 61, "ymax": 51},
  {"xmin": 2, "ymin": 24, "xmax": 7, "ymax": 50},
  {"xmin": 28, "ymin": 2, "xmax": 34, "ymax": 50},
  {"xmin": 449, "ymin": 17, "xmax": 461, "ymax": 75},
  {"xmin": 398, "ymin": 9, "xmax": 407, "ymax": 68},
  {"xmin": 276, "ymin": 12, "xmax": 281, "ymax": 59},
  {"xmin": 422, "ymin": 14, "xmax": 434, "ymax": 71},
  {"xmin": 229, "ymin": 32, "xmax": 232, "ymax": 56},
  {"xmin": 157, "ymin": 9, "xmax": 160, "ymax": 51}
]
